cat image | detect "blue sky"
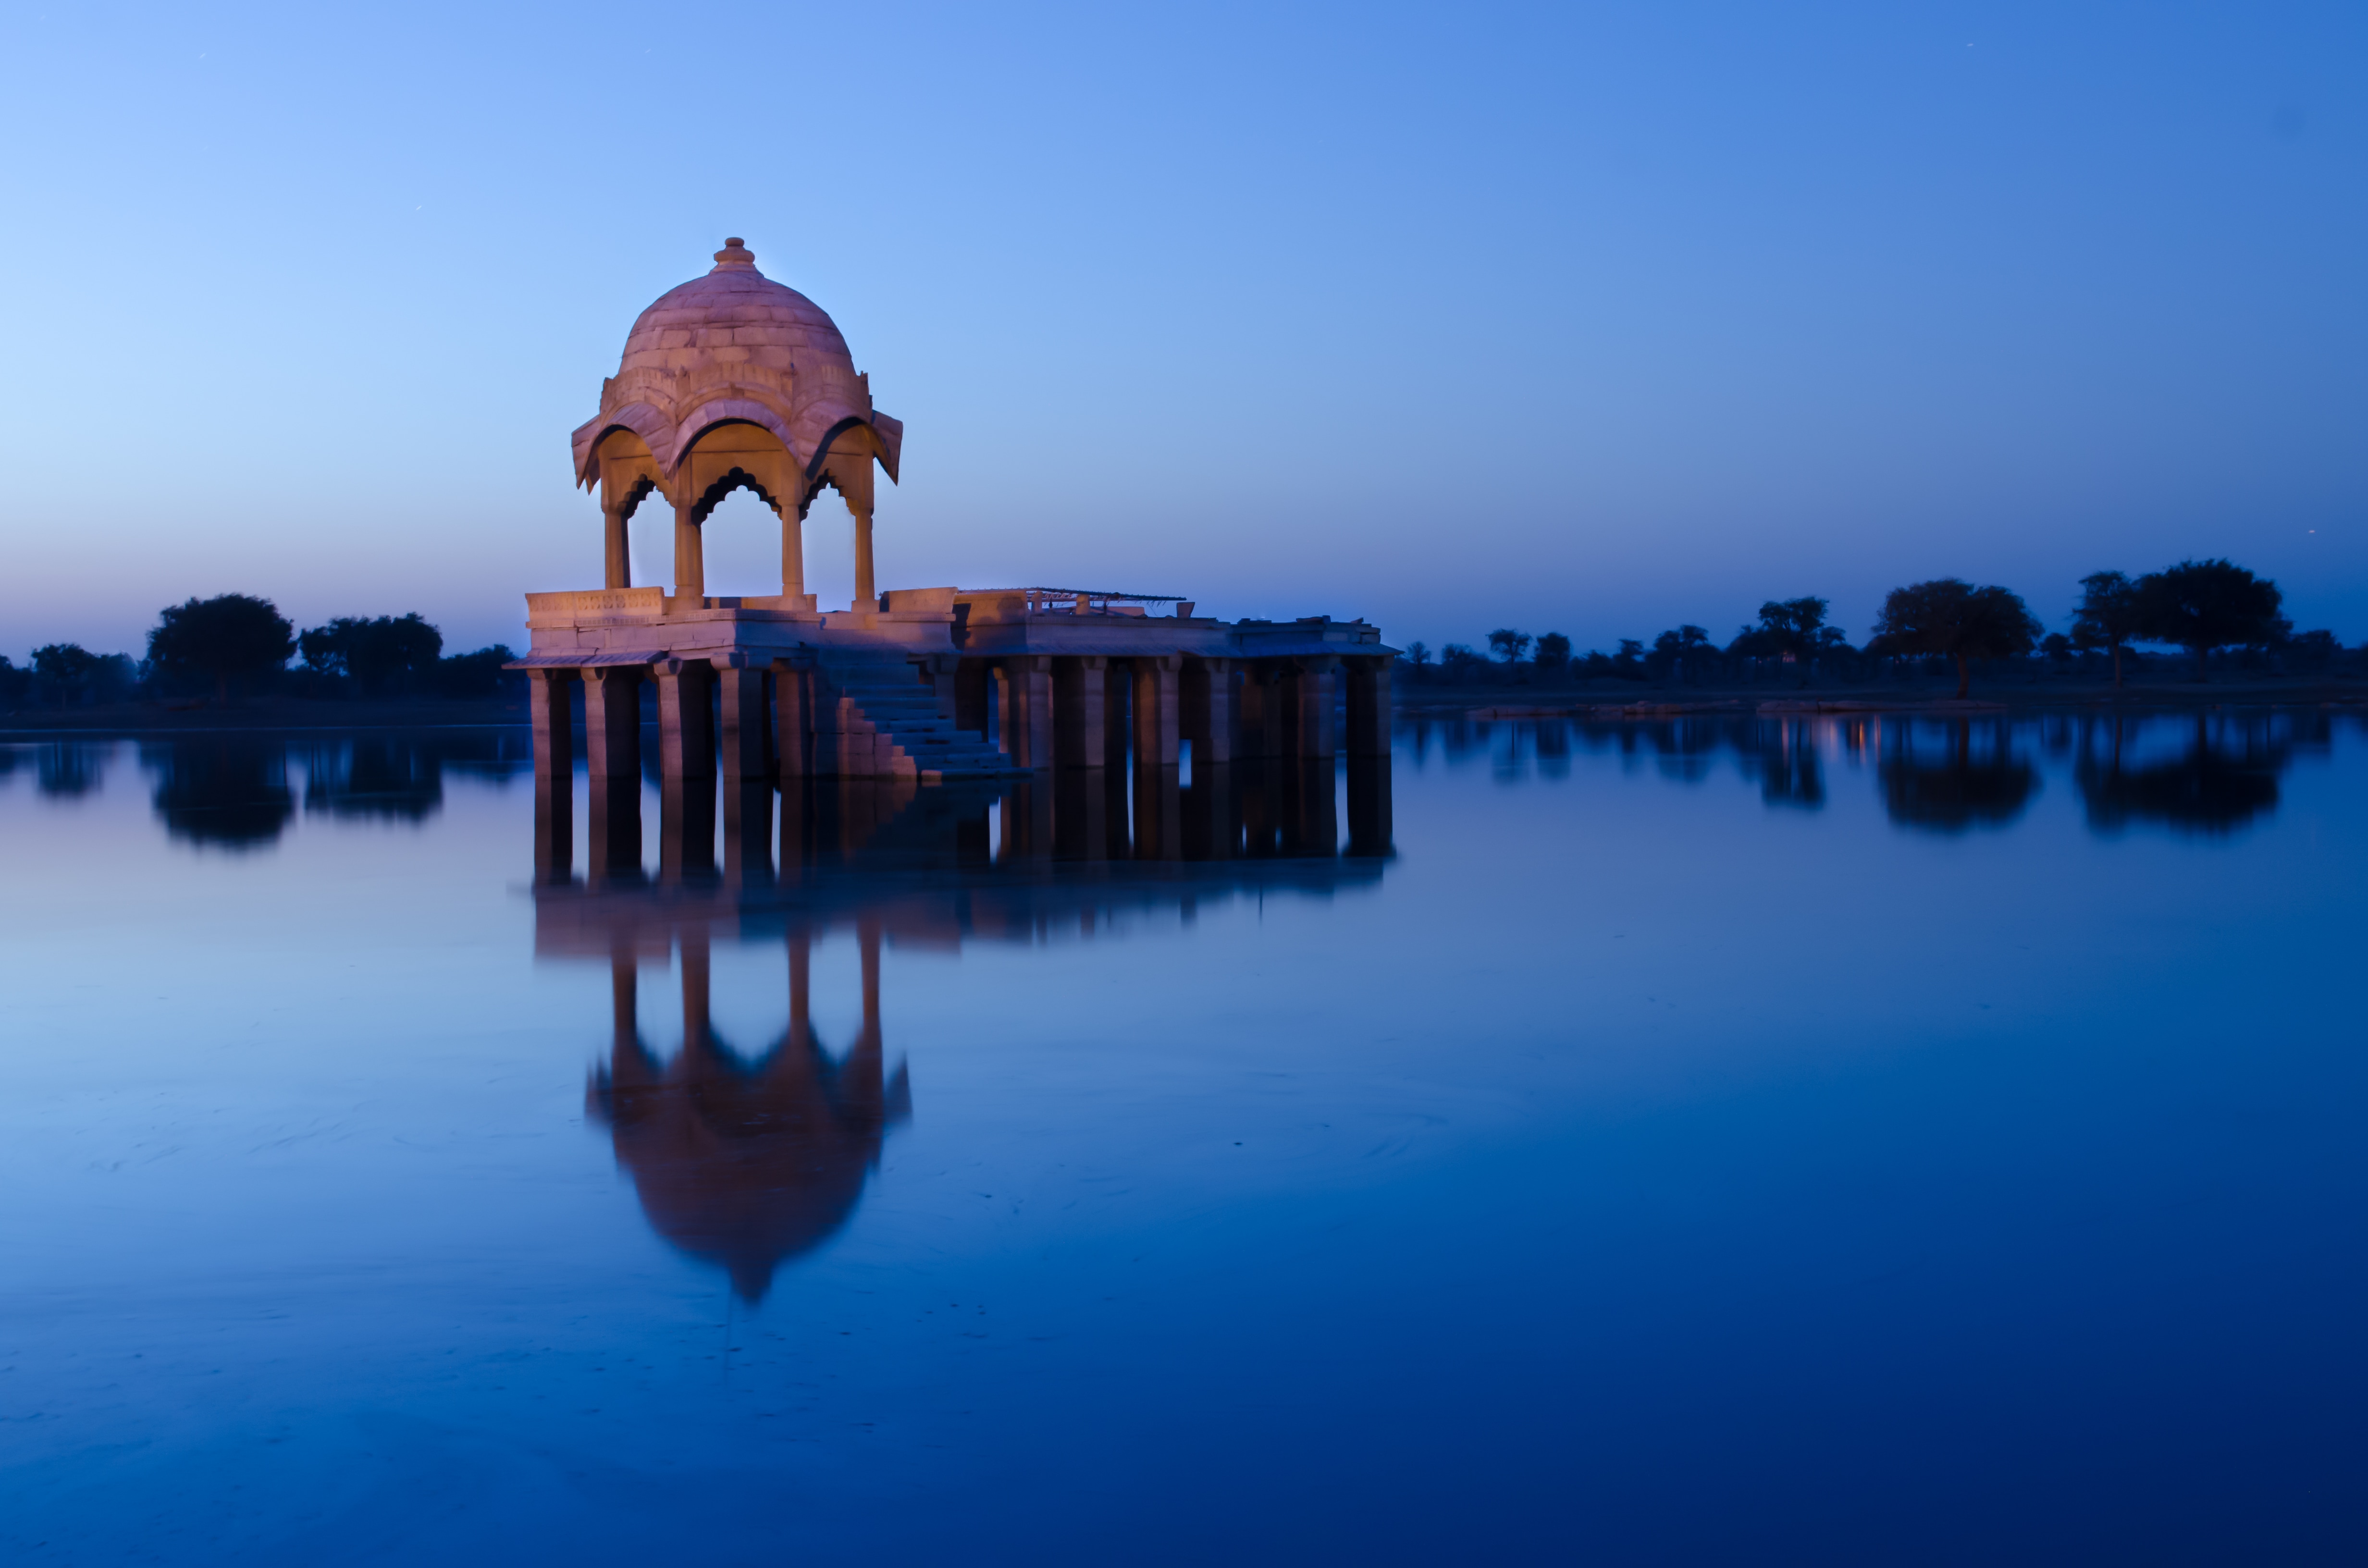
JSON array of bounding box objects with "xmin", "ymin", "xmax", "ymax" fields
[{"xmin": 1, "ymin": 1, "xmax": 2361, "ymax": 657}]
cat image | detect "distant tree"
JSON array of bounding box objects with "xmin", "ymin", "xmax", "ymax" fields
[
  {"xmin": 31, "ymin": 643, "xmax": 99, "ymax": 705},
  {"xmin": 1440, "ymin": 643, "xmax": 1484, "ymax": 683},
  {"xmin": 148, "ymin": 595, "xmax": 296, "ymax": 702},
  {"xmin": 1649, "ymin": 625, "xmax": 1716, "ymax": 681},
  {"xmin": 1404, "ymin": 640, "xmax": 1432, "ymax": 670},
  {"xmin": 2284, "ymin": 628, "xmax": 2343, "ymax": 673},
  {"xmin": 433, "ymin": 645, "xmax": 522, "ymax": 699},
  {"xmin": 1486, "ymin": 628, "xmax": 1533, "ymax": 665},
  {"xmin": 299, "ymin": 613, "xmax": 444, "ymax": 696},
  {"xmin": 1533, "ymin": 632, "xmax": 1572, "ymax": 678},
  {"xmin": 1868, "ymin": 578, "xmax": 2042, "ymax": 699},
  {"xmin": 0, "ymin": 655, "xmax": 26, "ymax": 707},
  {"xmin": 2068, "ymin": 570, "xmax": 2144, "ymax": 689},
  {"xmin": 2133, "ymin": 559, "xmax": 2286, "ymax": 680},
  {"xmin": 2040, "ymin": 632, "xmax": 2074, "ymax": 667},
  {"xmin": 1612, "ymin": 638, "xmax": 1645, "ymax": 678}
]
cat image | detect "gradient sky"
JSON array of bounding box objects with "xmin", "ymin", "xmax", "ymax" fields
[{"xmin": 2, "ymin": 1, "xmax": 2362, "ymax": 658}]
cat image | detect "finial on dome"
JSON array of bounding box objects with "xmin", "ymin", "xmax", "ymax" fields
[{"xmin": 712, "ymin": 237, "xmax": 756, "ymax": 270}]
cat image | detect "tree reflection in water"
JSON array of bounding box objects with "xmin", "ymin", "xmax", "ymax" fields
[
  {"xmin": 135, "ymin": 731, "xmax": 532, "ymax": 846},
  {"xmin": 1878, "ymin": 718, "xmax": 2039, "ymax": 833},
  {"xmin": 141, "ymin": 737, "xmax": 296, "ymax": 849},
  {"xmin": 2075, "ymin": 711, "xmax": 2306, "ymax": 836}
]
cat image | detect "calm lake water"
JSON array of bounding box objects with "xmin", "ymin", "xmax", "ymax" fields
[{"xmin": 3, "ymin": 710, "xmax": 2363, "ymax": 1565}]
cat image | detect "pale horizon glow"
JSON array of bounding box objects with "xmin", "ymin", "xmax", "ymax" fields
[{"xmin": 0, "ymin": 2, "xmax": 2362, "ymax": 660}]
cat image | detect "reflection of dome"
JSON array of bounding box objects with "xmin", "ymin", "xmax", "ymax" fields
[
  {"xmin": 571, "ymin": 239, "xmax": 900, "ymax": 486},
  {"xmin": 590, "ymin": 1028, "xmax": 907, "ymax": 1302}
]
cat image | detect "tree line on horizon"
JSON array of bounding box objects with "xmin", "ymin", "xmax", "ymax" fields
[
  {"xmin": 1404, "ymin": 558, "xmax": 2354, "ymax": 697},
  {"xmin": 0, "ymin": 594, "xmax": 521, "ymax": 710}
]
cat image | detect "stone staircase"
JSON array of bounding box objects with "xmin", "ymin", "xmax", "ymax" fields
[{"xmin": 808, "ymin": 652, "xmax": 1022, "ymax": 781}]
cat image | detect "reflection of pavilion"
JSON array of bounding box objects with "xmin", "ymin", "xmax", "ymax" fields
[{"xmin": 536, "ymin": 760, "xmax": 1391, "ymax": 1299}]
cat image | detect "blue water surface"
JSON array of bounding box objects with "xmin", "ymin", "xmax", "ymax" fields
[{"xmin": 1, "ymin": 710, "xmax": 2362, "ymax": 1565}]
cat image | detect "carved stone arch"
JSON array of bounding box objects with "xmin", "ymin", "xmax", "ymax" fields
[{"xmin": 675, "ymin": 418, "xmax": 812, "ymax": 605}]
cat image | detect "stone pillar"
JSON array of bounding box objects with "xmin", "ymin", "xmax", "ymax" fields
[
  {"xmin": 1133, "ymin": 655, "xmax": 1181, "ymax": 771},
  {"xmin": 654, "ymin": 658, "xmax": 715, "ymax": 781},
  {"xmin": 582, "ymin": 666, "xmax": 641, "ymax": 781},
  {"xmin": 673, "ymin": 494, "xmax": 704, "ymax": 600},
  {"xmin": 1292, "ymin": 656, "xmax": 1340, "ymax": 760},
  {"xmin": 1237, "ymin": 662, "xmax": 1280, "ymax": 759},
  {"xmin": 1345, "ymin": 656, "xmax": 1393, "ymax": 758},
  {"xmin": 712, "ymin": 655, "xmax": 769, "ymax": 780},
  {"xmin": 778, "ymin": 500, "xmax": 805, "ymax": 601},
  {"xmin": 603, "ymin": 505, "xmax": 631, "ymax": 591},
  {"xmin": 954, "ymin": 659, "xmax": 991, "ymax": 739},
  {"xmin": 529, "ymin": 669, "xmax": 574, "ymax": 882},
  {"xmin": 1053, "ymin": 657, "xmax": 1108, "ymax": 768},
  {"xmin": 851, "ymin": 503, "xmax": 876, "ymax": 609},
  {"xmin": 1133, "ymin": 761, "xmax": 1180, "ymax": 860},
  {"xmin": 998, "ymin": 656, "xmax": 1052, "ymax": 769},
  {"xmin": 1102, "ymin": 665, "xmax": 1130, "ymax": 768},
  {"xmin": 772, "ymin": 660, "xmax": 810, "ymax": 779},
  {"xmin": 1182, "ymin": 657, "xmax": 1234, "ymax": 766},
  {"xmin": 658, "ymin": 770, "xmax": 715, "ymax": 883}
]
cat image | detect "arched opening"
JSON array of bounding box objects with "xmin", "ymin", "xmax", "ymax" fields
[
  {"xmin": 698, "ymin": 485, "xmax": 793, "ymax": 600},
  {"xmin": 802, "ymin": 487, "xmax": 863, "ymax": 612}
]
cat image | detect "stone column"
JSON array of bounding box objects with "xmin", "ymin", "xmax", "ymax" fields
[
  {"xmin": 954, "ymin": 659, "xmax": 990, "ymax": 739},
  {"xmin": 1133, "ymin": 761, "xmax": 1181, "ymax": 860},
  {"xmin": 1182, "ymin": 657, "xmax": 1234, "ymax": 766},
  {"xmin": 712, "ymin": 655, "xmax": 769, "ymax": 780},
  {"xmin": 529, "ymin": 669, "xmax": 574, "ymax": 882},
  {"xmin": 673, "ymin": 494, "xmax": 704, "ymax": 600},
  {"xmin": 654, "ymin": 659, "xmax": 715, "ymax": 781},
  {"xmin": 1053, "ymin": 656, "xmax": 1107, "ymax": 769},
  {"xmin": 772, "ymin": 659, "xmax": 810, "ymax": 779},
  {"xmin": 722, "ymin": 776, "xmax": 774, "ymax": 887},
  {"xmin": 998, "ymin": 657, "xmax": 1052, "ymax": 769},
  {"xmin": 603, "ymin": 505, "xmax": 631, "ymax": 591},
  {"xmin": 1293, "ymin": 656, "xmax": 1340, "ymax": 760},
  {"xmin": 658, "ymin": 769, "xmax": 715, "ymax": 883},
  {"xmin": 1345, "ymin": 655, "xmax": 1393, "ymax": 758},
  {"xmin": 778, "ymin": 500, "xmax": 805, "ymax": 602},
  {"xmin": 582, "ymin": 666, "xmax": 642, "ymax": 781},
  {"xmin": 851, "ymin": 503, "xmax": 876, "ymax": 610},
  {"xmin": 1132, "ymin": 655, "xmax": 1181, "ymax": 770},
  {"xmin": 1237, "ymin": 662, "xmax": 1279, "ymax": 759}
]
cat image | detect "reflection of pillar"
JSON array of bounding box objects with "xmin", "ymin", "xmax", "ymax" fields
[
  {"xmin": 1053, "ymin": 657, "xmax": 1107, "ymax": 768},
  {"xmin": 655, "ymin": 659, "xmax": 715, "ymax": 781},
  {"xmin": 1345, "ymin": 753, "xmax": 1393, "ymax": 858},
  {"xmin": 858, "ymin": 918, "xmax": 882, "ymax": 1042},
  {"xmin": 604, "ymin": 504, "xmax": 631, "ymax": 590},
  {"xmin": 673, "ymin": 493, "xmax": 704, "ymax": 600},
  {"xmin": 1345, "ymin": 656, "xmax": 1392, "ymax": 758},
  {"xmin": 1133, "ymin": 655, "xmax": 1181, "ymax": 770},
  {"xmin": 530, "ymin": 670, "xmax": 574, "ymax": 882},
  {"xmin": 713, "ymin": 656, "xmax": 769, "ymax": 780},
  {"xmin": 1284, "ymin": 756, "xmax": 1338, "ymax": 856},
  {"xmin": 1053, "ymin": 767, "xmax": 1109, "ymax": 861},
  {"xmin": 1183, "ymin": 658, "xmax": 1234, "ymax": 766},
  {"xmin": 722, "ymin": 776, "xmax": 774, "ymax": 887},
  {"xmin": 610, "ymin": 949, "xmax": 637, "ymax": 1045},
  {"xmin": 954, "ymin": 659, "xmax": 990, "ymax": 739},
  {"xmin": 1240, "ymin": 760, "xmax": 1278, "ymax": 856},
  {"xmin": 778, "ymin": 500, "xmax": 805, "ymax": 602},
  {"xmin": 1133, "ymin": 762, "xmax": 1181, "ymax": 860},
  {"xmin": 852, "ymin": 504, "xmax": 876, "ymax": 609},
  {"xmin": 998, "ymin": 775, "xmax": 1051, "ymax": 862},
  {"xmin": 787, "ymin": 925, "xmax": 813, "ymax": 1047},
  {"xmin": 680, "ymin": 927, "xmax": 711, "ymax": 1045},
  {"xmin": 1182, "ymin": 761, "xmax": 1234, "ymax": 861}
]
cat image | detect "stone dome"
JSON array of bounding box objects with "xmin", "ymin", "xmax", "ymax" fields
[{"xmin": 571, "ymin": 238, "xmax": 900, "ymax": 488}]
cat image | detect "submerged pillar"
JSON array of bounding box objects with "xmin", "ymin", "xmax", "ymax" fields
[
  {"xmin": 655, "ymin": 658, "xmax": 715, "ymax": 780},
  {"xmin": 772, "ymin": 659, "xmax": 811, "ymax": 779},
  {"xmin": 722, "ymin": 775, "xmax": 775, "ymax": 887},
  {"xmin": 1183, "ymin": 657, "xmax": 1234, "ymax": 766},
  {"xmin": 997, "ymin": 656, "xmax": 1053, "ymax": 769},
  {"xmin": 1291, "ymin": 656, "xmax": 1339, "ymax": 760},
  {"xmin": 1345, "ymin": 656, "xmax": 1393, "ymax": 759},
  {"xmin": 1133, "ymin": 655, "xmax": 1181, "ymax": 771},
  {"xmin": 712, "ymin": 655, "xmax": 769, "ymax": 780},
  {"xmin": 1346, "ymin": 752, "xmax": 1394, "ymax": 858},
  {"xmin": 529, "ymin": 669, "xmax": 574, "ymax": 882},
  {"xmin": 1237, "ymin": 662, "xmax": 1281, "ymax": 760},
  {"xmin": 954, "ymin": 658, "xmax": 991, "ymax": 739},
  {"xmin": 1053, "ymin": 657, "xmax": 1109, "ymax": 769}
]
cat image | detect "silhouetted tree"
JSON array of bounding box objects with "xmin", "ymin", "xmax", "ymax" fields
[
  {"xmin": 299, "ymin": 613, "xmax": 444, "ymax": 696},
  {"xmin": 1613, "ymin": 638, "xmax": 1645, "ymax": 678},
  {"xmin": 2069, "ymin": 570, "xmax": 2143, "ymax": 689},
  {"xmin": 31, "ymin": 644, "xmax": 99, "ymax": 706},
  {"xmin": 1729, "ymin": 597, "xmax": 1838, "ymax": 660},
  {"xmin": 2040, "ymin": 632, "xmax": 2074, "ymax": 667},
  {"xmin": 1650, "ymin": 625, "xmax": 1716, "ymax": 682},
  {"xmin": 2133, "ymin": 559, "xmax": 2286, "ymax": 680},
  {"xmin": 1440, "ymin": 643, "xmax": 1484, "ymax": 683},
  {"xmin": 2284, "ymin": 629, "xmax": 2343, "ymax": 673},
  {"xmin": 148, "ymin": 595, "xmax": 296, "ymax": 702},
  {"xmin": 433, "ymin": 645, "xmax": 522, "ymax": 699},
  {"xmin": 1868, "ymin": 578, "xmax": 2041, "ymax": 698},
  {"xmin": 1534, "ymin": 632, "xmax": 1572, "ymax": 679},
  {"xmin": 1403, "ymin": 641, "xmax": 1432, "ymax": 679},
  {"xmin": 1487, "ymin": 628, "xmax": 1533, "ymax": 666},
  {"xmin": 0, "ymin": 655, "xmax": 26, "ymax": 708}
]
